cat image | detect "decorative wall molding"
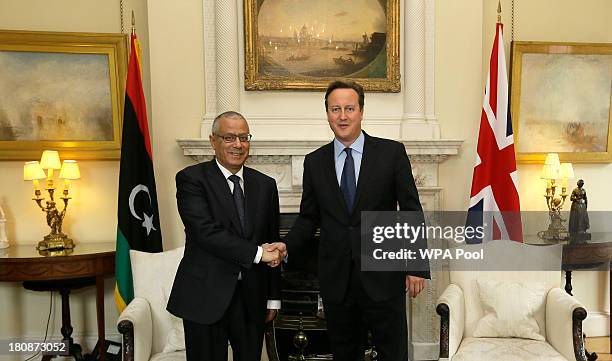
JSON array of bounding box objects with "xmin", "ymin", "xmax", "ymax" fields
[
  {"xmin": 214, "ymin": 0, "xmax": 240, "ymax": 112},
  {"xmin": 202, "ymin": 0, "xmax": 217, "ymax": 118}
]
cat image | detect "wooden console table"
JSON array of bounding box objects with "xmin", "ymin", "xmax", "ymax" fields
[{"xmin": 0, "ymin": 242, "xmax": 115, "ymax": 361}]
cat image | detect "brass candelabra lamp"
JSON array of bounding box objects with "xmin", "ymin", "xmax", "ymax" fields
[
  {"xmin": 24, "ymin": 150, "xmax": 80, "ymax": 251},
  {"xmin": 538, "ymin": 153, "xmax": 574, "ymax": 241}
]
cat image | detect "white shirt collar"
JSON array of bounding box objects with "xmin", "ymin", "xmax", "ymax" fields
[
  {"xmin": 334, "ymin": 130, "xmax": 365, "ymax": 159},
  {"xmin": 215, "ymin": 159, "xmax": 244, "ymax": 181}
]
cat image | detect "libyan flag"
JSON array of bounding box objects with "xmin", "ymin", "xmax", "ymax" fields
[{"xmin": 115, "ymin": 33, "xmax": 163, "ymax": 312}]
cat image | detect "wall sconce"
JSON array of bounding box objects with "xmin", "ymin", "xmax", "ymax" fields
[
  {"xmin": 538, "ymin": 153, "xmax": 574, "ymax": 241},
  {"xmin": 24, "ymin": 151, "xmax": 80, "ymax": 251}
]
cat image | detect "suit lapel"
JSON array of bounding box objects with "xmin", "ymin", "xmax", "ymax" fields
[
  {"xmin": 322, "ymin": 142, "xmax": 350, "ymax": 214},
  {"xmin": 205, "ymin": 161, "xmax": 244, "ymax": 236},
  {"xmin": 243, "ymin": 167, "xmax": 259, "ymax": 240},
  {"xmin": 352, "ymin": 133, "xmax": 379, "ymax": 215}
]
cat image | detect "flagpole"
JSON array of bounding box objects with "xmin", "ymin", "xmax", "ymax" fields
[
  {"xmin": 497, "ymin": 0, "xmax": 502, "ymax": 23},
  {"xmin": 131, "ymin": 10, "xmax": 136, "ymax": 36}
]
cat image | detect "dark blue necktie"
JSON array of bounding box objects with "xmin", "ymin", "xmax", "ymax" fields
[
  {"xmin": 228, "ymin": 175, "xmax": 245, "ymax": 231},
  {"xmin": 340, "ymin": 148, "xmax": 356, "ymax": 211}
]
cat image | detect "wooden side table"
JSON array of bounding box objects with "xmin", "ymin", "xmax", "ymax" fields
[{"xmin": 0, "ymin": 242, "xmax": 115, "ymax": 361}]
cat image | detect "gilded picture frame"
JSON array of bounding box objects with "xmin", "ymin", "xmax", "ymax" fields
[
  {"xmin": 244, "ymin": 0, "xmax": 400, "ymax": 92},
  {"xmin": 0, "ymin": 30, "xmax": 128, "ymax": 160},
  {"xmin": 510, "ymin": 41, "xmax": 612, "ymax": 163}
]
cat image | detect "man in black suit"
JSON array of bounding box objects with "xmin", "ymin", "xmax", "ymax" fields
[
  {"xmin": 269, "ymin": 81, "xmax": 430, "ymax": 361},
  {"xmin": 167, "ymin": 111, "xmax": 282, "ymax": 361}
]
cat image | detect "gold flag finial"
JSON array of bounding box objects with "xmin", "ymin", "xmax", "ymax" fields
[
  {"xmin": 131, "ymin": 10, "xmax": 136, "ymax": 35},
  {"xmin": 497, "ymin": 1, "xmax": 502, "ymax": 23}
]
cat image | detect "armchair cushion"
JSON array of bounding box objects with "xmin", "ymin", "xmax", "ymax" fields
[
  {"xmin": 448, "ymin": 240, "xmax": 562, "ymax": 339},
  {"xmin": 161, "ymin": 285, "xmax": 185, "ymax": 353},
  {"xmin": 130, "ymin": 246, "xmax": 185, "ymax": 356},
  {"xmin": 473, "ymin": 279, "xmax": 547, "ymax": 341},
  {"xmin": 452, "ymin": 337, "xmax": 567, "ymax": 361}
]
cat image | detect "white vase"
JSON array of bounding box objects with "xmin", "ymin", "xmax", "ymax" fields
[{"xmin": 0, "ymin": 205, "xmax": 8, "ymax": 249}]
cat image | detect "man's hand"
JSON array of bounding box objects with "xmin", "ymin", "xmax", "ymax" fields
[
  {"xmin": 405, "ymin": 275, "xmax": 425, "ymax": 298},
  {"xmin": 265, "ymin": 309, "xmax": 278, "ymax": 323},
  {"xmin": 263, "ymin": 242, "xmax": 287, "ymax": 267},
  {"xmin": 261, "ymin": 247, "xmax": 281, "ymax": 265},
  {"xmin": 265, "ymin": 242, "xmax": 287, "ymax": 257}
]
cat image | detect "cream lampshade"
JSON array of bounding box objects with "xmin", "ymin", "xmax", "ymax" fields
[
  {"xmin": 59, "ymin": 160, "xmax": 80, "ymax": 180},
  {"xmin": 23, "ymin": 161, "xmax": 46, "ymax": 181},
  {"xmin": 59, "ymin": 160, "xmax": 80, "ymax": 190},
  {"xmin": 544, "ymin": 153, "xmax": 560, "ymax": 167},
  {"xmin": 40, "ymin": 150, "xmax": 61, "ymax": 170},
  {"xmin": 559, "ymin": 163, "xmax": 574, "ymax": 183},
  {"xmin": 23, "ymin": 161, "xmax": 47, "ymax": 191},
  {"xmin": 540, "ymin": 164, "xmax": 560, "ymax": 180}
]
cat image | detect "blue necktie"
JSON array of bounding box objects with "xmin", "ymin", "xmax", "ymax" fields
[
  {"xmin": 228, "ymin": 175, "xmax": 245, "ymax": 232},
  {"xmin": 340, "ymin": 148, "xmax": 356, "ymax": 211}
]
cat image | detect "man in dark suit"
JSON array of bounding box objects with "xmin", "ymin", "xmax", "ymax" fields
[
  {"xmin": 269, "ymin": 81, "xmax": 430, "ymax": 361},
  {"xmin": 167, "ymin": 111, "xmax": 282, "ymax": 361}
]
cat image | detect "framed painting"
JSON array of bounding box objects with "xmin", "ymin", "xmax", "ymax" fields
[
  {"xmin": 244, "ymin": 0, "xmax": 400, "ymax": 92},
  {"xmin": 510, "ymin": 41, "xmax": 612, "ymax": 163},
  {"xmin": 0, "ymin": 30, "xmax": 128, "ymax": 160}
]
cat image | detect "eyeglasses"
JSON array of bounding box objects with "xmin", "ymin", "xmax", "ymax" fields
[{"xmin": 214, "ymin": 133, "xmax": 253, "ymax": 143}]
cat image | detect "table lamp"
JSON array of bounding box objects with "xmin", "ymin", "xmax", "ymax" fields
[
  {"xmin": 538, "ymin": 153, "xmax": 573, "ymax": 241},
  {"xmin": 24, "ymin": 151, "xmax": 80, "ymax": 251}
]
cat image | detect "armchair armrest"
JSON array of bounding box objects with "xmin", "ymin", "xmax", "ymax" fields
[
  {"xmin": 436, "ymin": 284, "xmax": 465, "ymax": 360},
  {"xmin": 546, "ymin": 288, "xmax": 588, "ymax": 361},
  {"xmin": 117, "ymin": 297, "xmax": 153, "ymax": 361}
]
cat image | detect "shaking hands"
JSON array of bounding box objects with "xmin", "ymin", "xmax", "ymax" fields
[{"xmin": 261, "ymin": 242, "xmax": 287, "ymax": 267}]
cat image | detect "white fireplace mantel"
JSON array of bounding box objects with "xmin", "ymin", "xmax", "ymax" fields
[
  {"xmin": 177, "ymin": 138, "xmax": 462, "ymax": 214},
  {"xmin": 178, "ymin": 139, "xmax": 462, "ymax": 160}
]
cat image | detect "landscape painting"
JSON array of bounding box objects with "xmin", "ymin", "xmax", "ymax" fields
[
  {"xmin": 0, "ymin": 51, "xmax": 113, "ymax": 142},
  {"xmin": 244, "ymin": 0, "xmax": 400, "ymax": 92},
  {"xmin": 511, "ymin": 42, "xmax": 612, "ymax": 163},
  {"xmin": 0, "ymin": 30, "xmax": 127, "ymax": 160}
]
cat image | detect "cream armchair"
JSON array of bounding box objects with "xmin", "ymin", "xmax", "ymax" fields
[{"xmin": 436, "ymin": 240, "xmax": 589, "ymax": 361}]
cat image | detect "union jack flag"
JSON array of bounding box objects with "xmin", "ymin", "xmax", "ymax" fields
[{"xmin": 467, "ymin": 22, "xmax": 523, "ymax": 243}]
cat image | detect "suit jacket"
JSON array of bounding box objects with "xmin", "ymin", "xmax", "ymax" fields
[
  {"xmin": 286, "ymin": 132, "xmax": 430, "ymax": 304},
  {"xmin": 167, "ymin": 160, "xmax": 281, "ymax": 325}
]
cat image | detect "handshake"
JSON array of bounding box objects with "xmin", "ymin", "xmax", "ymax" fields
[{"xmin": 261, "ymin": 242, "xmax": 287, "ymax": 267}]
